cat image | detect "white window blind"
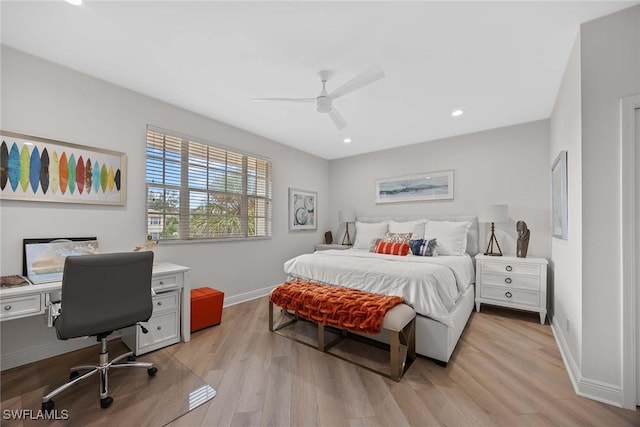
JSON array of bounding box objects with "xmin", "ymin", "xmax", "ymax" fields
[{"xmin": 145, "ymin": 127, "xmax": 272, "ymax": 241}]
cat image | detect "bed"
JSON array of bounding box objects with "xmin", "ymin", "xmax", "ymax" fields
[{"xmin": 283, "ymin": 215, "xmax": 479, "ymax": 365}]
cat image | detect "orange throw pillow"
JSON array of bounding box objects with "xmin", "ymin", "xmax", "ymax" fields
[{"xmin": 374, "ymin": 240, "xmax": 410, "ymax": 256}]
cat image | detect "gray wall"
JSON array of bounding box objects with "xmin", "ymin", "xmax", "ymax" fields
[
  {"xmin": 328, "ymin": 120, "xmax": 551, "ymax": 259},
  {"xmin": 550, "ymin": 34, "xmax": 583, "ymax": 374},
  {"xmin": 0, "ymin": 46, "xmax": 329, "ymax": 364},
  {"xmin": 550, "ymin": 4, "xmax": 640, "ymax": 406},
  {"xmin": 580, "ymin": 5, "xmax": 640, "ymax": 389}
]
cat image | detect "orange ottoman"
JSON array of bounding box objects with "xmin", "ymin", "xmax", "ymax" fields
[{"xmin": 191, "ymin": 287, "xmax": 224, "ymax": 332}]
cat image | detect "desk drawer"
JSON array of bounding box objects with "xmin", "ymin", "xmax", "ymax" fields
[
  {"xmin": 138, "ymin": 310, "xmax": 179, "ymax": 351},
  {"xmin": 152, "ymin": 292, "xmax": 179, "ymax": 314},
  {"xmin": 152, "ymin": 275, "xmax": 178, "ymax": 291},
  {"xmin": 0, "ymin": 294, "xmax": 42, "ymax": 320}
]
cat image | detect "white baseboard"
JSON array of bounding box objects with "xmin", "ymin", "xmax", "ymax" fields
[
  {"xmin": 223, "ymin": 284, "xmax": 276, "ymax": 307},
  {"xmin": 551, "ymin": 320, "xmax": 623, "ymax": 408}
]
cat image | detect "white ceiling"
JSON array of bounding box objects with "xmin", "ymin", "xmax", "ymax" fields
[{"xmin": 1, "ymin": 1, "xmax": 637, "ymax": 159}]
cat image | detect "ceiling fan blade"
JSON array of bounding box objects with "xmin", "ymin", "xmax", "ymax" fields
[
  {"xmin": 328, "ymin": 108, "xmax": 348, "ymax": 130},
  {"xmin": 251, "ymin": 97, "xmax": 315, "ymax": 103},
  {"xmin": 328, "ymin": 66, "xmax": 385, "ymax": 100}
]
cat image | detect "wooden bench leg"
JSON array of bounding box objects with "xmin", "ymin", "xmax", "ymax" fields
[
  {"xmin": 268, "ymin": 300, "xmax": 274, "ymax": 332},
  {"xmin": 390, "ymin": 331, "xmax": 403, "ymax": 381},
  {"xmin": 269, "ymin": 300, "xmax": 297, "ymax": 332},
  {"xmin": 407, "ymin": 318, "xmax": 416, "ymax": 360},
  {"xmin": 318, "ymin": 323, "xmax": 325, "ymax": 351},
  {"xmin": 389, "ymin": 317, "xmax": 416, "ymax": 381}
]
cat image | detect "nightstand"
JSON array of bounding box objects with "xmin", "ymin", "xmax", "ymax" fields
[
  {"xmin": 315, "ymin": 244, "xmax": 352, "ymax": 251},
  {"xmin": 475, "ymin": 254, "xmax": 548, "ymax": 324}
]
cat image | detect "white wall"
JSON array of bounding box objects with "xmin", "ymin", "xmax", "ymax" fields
[
  {"xmin": 580, "ymin": 4, "xmax": 640, "ymax": 392},
  {"xmin": 328, "ymin": 120, "xmax": 551, "ymax": 258},
  {"xmin": 549, "ymin": 34, "xmax": 583, "ymax": 374},
  {"xmin": 0, "ymin": 46, "xmax": 329, "ymax": 365}
]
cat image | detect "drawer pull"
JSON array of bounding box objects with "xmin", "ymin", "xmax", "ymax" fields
[
  {"xmin": 505, "ymin": 278, "xmax": 512, "ymax": 284},
  {"xmin": 157, "ymin": 301, "xmax": 163, "ymax": 306},
  {"xmin": 505, "ymin": 265, "xmax": 513, "ymax": 272},
  {"xmin": 157, "ymin": 326, "xmax": 162, "ymax": 331},
  {"xmin": 505, "ymin": 291, "xmax": 512, "ymax": 298},
  {"xmin": 4, "ymin": 305, "xmax": 11, "ymax": 311},
  {"xmin": 159, "ymin": 281, "xmax": 165, "ymax": 285}
]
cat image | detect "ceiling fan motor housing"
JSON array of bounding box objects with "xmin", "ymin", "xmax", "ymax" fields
[{"xmin": 316, "ymin": 96, "xmax": 332, "ymax": 113}]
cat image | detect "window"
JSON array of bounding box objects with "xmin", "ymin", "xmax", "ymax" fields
[{"xmin": 145, "ymin": 126, "xmax": 272, "ymax": 241}]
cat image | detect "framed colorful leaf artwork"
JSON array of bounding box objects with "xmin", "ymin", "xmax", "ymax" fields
[{"xmin": 0, "ymin": 130, "xmax": 126, "ymax": 205}]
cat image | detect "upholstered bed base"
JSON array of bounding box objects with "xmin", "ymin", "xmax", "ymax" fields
[{"xmin": 415, "ymin": 284, "xmax": 474, "ymax": 364}]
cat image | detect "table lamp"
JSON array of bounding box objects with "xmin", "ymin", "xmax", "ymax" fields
[
  {"xmin": 478, "ymin": 204, "xmax": 509, "ymax": 256},
  {"xmin": 338, "ymin": 210, "xmax": 356, "ymax": 245}
]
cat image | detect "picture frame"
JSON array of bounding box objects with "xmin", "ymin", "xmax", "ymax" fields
[
  {"xmin": 289, "ymin": 188, "xmax": 317, "ymax": 231},
  {"xmin": 375, "ymin": 170, "xmax": 454, "ymax": 204},
  {"xmin": 551, "ymin": 150, "xmax": 568, "ymax": 240},
  {"xmin": 0, "ymin": 130, "xmax": 126, "ymax": 205}
]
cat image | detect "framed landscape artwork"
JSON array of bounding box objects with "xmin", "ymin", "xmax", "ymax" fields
[
  {"xmin": 289, "ymin": 188, "xmax": 317, "ymax": 231},
  {"xmin": 0, "ymin": 130, "xmax": 126, "ymax": 205},
  {"xmin": 375, "ymin": 170, "xmax": 454, "ymax": 204},
  {"xmin": 551, "ymin": 150, "xmax": 568, "ymax": 240}
]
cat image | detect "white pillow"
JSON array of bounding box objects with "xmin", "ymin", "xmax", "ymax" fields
[
  {"xmin": 388, "ymin": 219, "xmax": 427, "ymax": 240},
  {"xmin": 353, "ymin": 221, "xmax": 388, "ymax": 249},
  {"xmin": 423, "ymin": 220, "xmax": 471, "ymax": 256}
]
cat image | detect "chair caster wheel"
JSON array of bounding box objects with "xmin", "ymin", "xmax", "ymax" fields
[
  {"xmin": 70, "ymin": 371, "xmax": 80, "ymax": 380},
  {"xmin": 100, "ymin": 396, "xmax": 113, "ymax": 409},
  {"xmin": 148, "ymin": 367, "xmax": 158, "ymax": 376},
  {"xmin": 42, "ymin": 400, "xmax": 55, "ymax": 412},
  {"xmin": 127, "ymin": 355, "xmax": 136, "ymax": 362}
]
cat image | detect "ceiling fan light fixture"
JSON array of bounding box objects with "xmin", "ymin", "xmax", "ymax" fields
[
  {"xmin": 251, "ymin": 66, "xmax": 384, "ymax": 130},
  {"xmin": 452, "ymin": 109, "xmax": 464, "ymax": 117},
  {"xmin": 316, "ymin": 96, "xmax": 332, "ymax": 114}
]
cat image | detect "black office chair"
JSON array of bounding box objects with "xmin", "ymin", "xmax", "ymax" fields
[{"xmin": 42, "ymin": 251, "xmax": 157, "ymax": 411}]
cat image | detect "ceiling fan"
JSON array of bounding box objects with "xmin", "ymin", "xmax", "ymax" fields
[{"xmin": 251, "ymin": 66, "xmax": 385, "ymax": 130}]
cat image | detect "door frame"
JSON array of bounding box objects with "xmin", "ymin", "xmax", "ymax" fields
[{"xmin": 620, "ymin": 94, "xmax": 640, "ymax": 409}]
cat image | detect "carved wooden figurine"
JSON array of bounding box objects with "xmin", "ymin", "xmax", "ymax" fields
[{"xmin": 516, "ymin": 221, "xmax": 530, "ymax": 258}]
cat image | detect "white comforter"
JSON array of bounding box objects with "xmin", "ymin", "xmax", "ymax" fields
[{"xmin": 283, "ymin": 249, "xmax": 475, "ymax": 327}]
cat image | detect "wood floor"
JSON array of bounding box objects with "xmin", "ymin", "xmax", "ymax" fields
[
  {"xmin": 168, "ymin": 296, "xmax": 639, "ymax": 427},
  {"xmin": 3, "ymin": 296, "xmax": 640, "ymax": 426}
]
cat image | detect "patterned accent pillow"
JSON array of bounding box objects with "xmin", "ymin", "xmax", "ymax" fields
[
  {"xmin": 369, "ymin": 238, "xmax": 383, "ymax": 252},
  {"xmin": 409, "ymin": 238, "xmax": 438, "ymax": 256},
  {"xmin": 374, "ymin": 240, "xmax": 410, "ymax": 256},
  {"xmin": 383, "ymin": 232, "xmax": 412, "ymax": 244}
]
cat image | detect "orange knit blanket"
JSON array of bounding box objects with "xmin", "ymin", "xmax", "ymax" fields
[{"xmin": 270, "ymin": 279, "xmax": 405, "ymax": 334}]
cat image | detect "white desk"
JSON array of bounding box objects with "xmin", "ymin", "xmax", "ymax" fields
[{"xmin": 0, "ymin": 261, "xmax": 191, "ymax": 343}]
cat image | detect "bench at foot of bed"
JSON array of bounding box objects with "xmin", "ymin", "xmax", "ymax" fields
[{"xmin": 268, "ymin": 281, "xmax": 417, "ymax": 381}]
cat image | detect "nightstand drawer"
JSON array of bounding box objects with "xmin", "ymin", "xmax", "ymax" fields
[
  {"xmin": 481, "ymin": 272, "xmax": 540, "ymax": 290},
  {"xmin": 480, "ymin": 261, "xmax": 540, "ymax": 277},
  {"xmin": 481, "ymin": 285, "xmax": 539, "ymax": 306}
]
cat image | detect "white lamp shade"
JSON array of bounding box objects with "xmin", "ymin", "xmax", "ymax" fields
[
  {"xmin": 338, "ymin": 210, "xmax": 356, "ymax": 223},
  {"xmin": 478, "ymin": 204, "xmax": 509, "ymax": 223}
]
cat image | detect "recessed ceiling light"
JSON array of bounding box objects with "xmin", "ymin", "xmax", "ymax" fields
[
  {"xmin": 343, "ymin": 138, "xmax": 351, "ymax": 144},
  {"xmin": 452, "ymin": 109, "xmax": 464, "ymax": 117},
  {"xmin": 65, "ymin": 0, "xmax": 82, "ymax": 5}
]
